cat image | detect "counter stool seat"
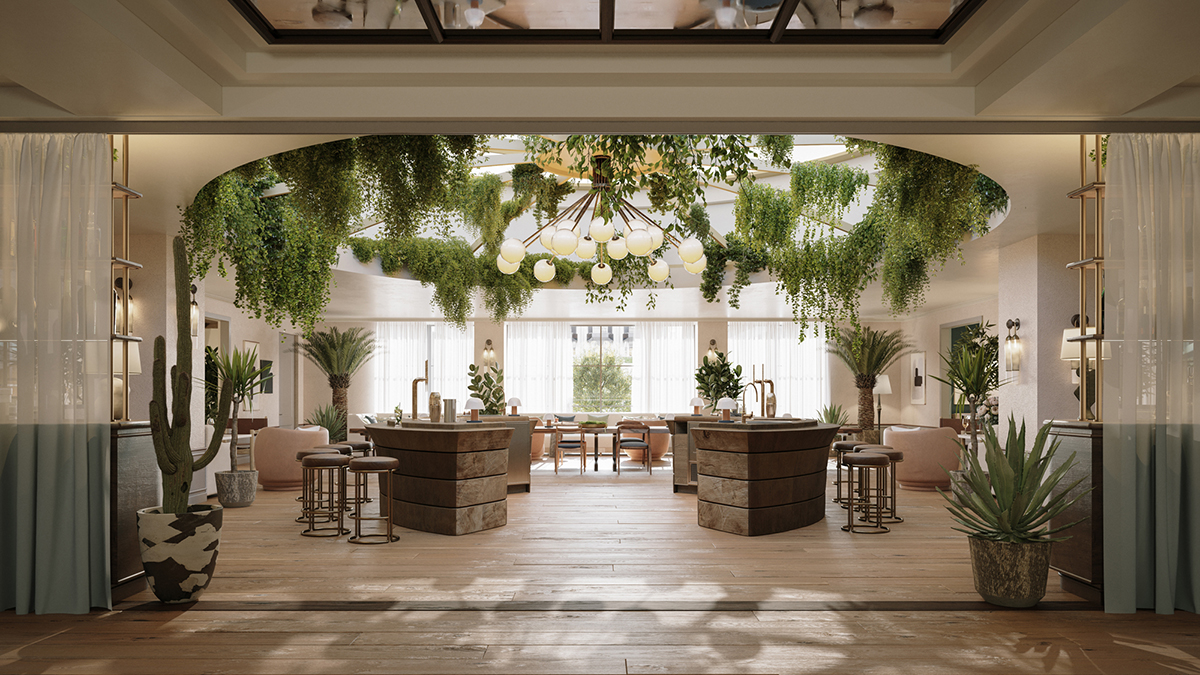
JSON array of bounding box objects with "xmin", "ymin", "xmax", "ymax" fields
[
  {"xmin": 300, "ymin": 453, "xmax": 349, "ymax": 537},
  {"xmin": 344, "ymin": 441, "xmax": 373, "ymax": 455},
  {"xmin": 312, "ymin": 444, "xmax": 353, "ymax": 455},
  {"xmin": 833, "ymin": 440, "xmax": 871, "ymax": 505},
  {"xmin": 840, "ymin": 452, "xmax": 889, "ymax": 534},
  {"xmin": 294, "ymin": 448, "xmax": 343, "ymax": 517},
  {"xmin": 347, "ymin": 456, "xmax": 399, "ymax": 544},
  {"xmin": 855, "ymin": 446, "xmax": 904, "ymax": 523}
]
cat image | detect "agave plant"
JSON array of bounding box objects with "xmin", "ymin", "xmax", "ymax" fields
[
  {"xmin": 939, "ymin": 418, "xmax": 1090, "ymax": 544},
  {"xmin": 305, "ymin": 403, "xmax": 347, "ymax": 443},
  {"xmin": 816, "ymin": 403, "xmax": 850, "ymax": 426},
  {"xmin": 827, "ymin": 326, "xmax": 912, "ymax": 436},
  {"xmin": 212, "ymin": 347, "xmax": 272, "ymax": 473},
  {"xmin": 300, "ymin": 326, "xmax": 376, "ymax": 435}
]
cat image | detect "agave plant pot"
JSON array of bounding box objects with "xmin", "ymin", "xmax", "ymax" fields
[
  {"xmin": 215, "ymin": 469, "xmax": 258, "ymax": 508},
  {"xmin": 136, "ymin": 505, "xmax": 222, "ymax": 604},
  {"xmin": 968, "ymin": 537, "xmax": 1052, "ymax": 608}
]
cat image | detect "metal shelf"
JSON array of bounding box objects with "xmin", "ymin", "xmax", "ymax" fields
[
  {"xmin": 112, "ymin": 182, "xmax": 142, "ymax": 199},
  {"xmin": 1067, "ymin": 181, "xmax": 1105, "ymax": 199},
  {"xmin": 1066, "ymin": 256, "xmax": 1104, "ymax": 270}
]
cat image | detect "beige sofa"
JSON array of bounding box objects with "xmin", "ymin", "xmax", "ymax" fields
[
  {"xmin": 882, "ymin": 426, "xmax": 963, "ymax": 491},
  {"xmin": 255, "ymin": 425, "xmax": 330, "ymax": 490}
]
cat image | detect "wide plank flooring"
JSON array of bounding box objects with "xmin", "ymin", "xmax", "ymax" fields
[{"xmin": 3, "ymin": 458, "xmax": 1198, "ymax": 674}]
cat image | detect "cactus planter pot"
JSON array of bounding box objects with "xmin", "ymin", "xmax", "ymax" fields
[
  {"xmin": 214, "ymin": 470, "xmax": 258, "ymax": 508},
  {"xmin": 136, "ymin": 505, "xmax": 223, "ymax": 604}
]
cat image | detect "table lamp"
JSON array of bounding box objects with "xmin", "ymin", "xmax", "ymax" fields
[
  {"xmin": 465, "ymin": 397, "xmax": 484, "ymax": 423},
  {"xmin": 717, "ymin": 397, "xmax": 736, "ymax": 422},
  {"xmin": 690, "ymin": 397, "xmax": 704, "ymax": 416},
  {"xmin": 508, "ymin": 397, "xmax": 522, "ymax": 416}
]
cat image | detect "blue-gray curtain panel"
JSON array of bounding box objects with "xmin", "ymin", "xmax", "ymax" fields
[
  {"xmin": 0, "ymin": 133, "xmax": 112, "ymax": 614},
  {"xmin": 1104, "ymin": 133, "xmax": 1200, "ymax": 615}
]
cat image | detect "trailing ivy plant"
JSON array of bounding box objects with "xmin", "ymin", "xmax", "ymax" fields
[{"xmin": 733, "ymin": 181, "xmax": 798, "ymax": 249}]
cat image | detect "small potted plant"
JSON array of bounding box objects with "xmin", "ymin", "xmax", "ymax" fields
[
  {"xmin": 939, "ymin": 417, "xmax": 1090, "ymax": 607},
  {"xmin": 695, "ymin": 349, "xmax": 745, "ymax": 414}
]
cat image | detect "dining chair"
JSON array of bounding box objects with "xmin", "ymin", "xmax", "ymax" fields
[
  {"xmin": 616, "ymin": 420, "xmax": 652, "ymax": 474},
  {"xmin": 553, "ymin": 422, "xmax": 587, "ymax": 475}
]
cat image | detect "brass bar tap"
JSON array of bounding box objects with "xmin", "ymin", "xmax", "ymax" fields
[{"xmin": 412, "ymin": 360, "xmax": 428, "ymax": 420}]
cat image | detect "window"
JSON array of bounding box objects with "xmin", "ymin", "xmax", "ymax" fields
[
  {"xmin": 571, "ymin": 325, "xmax": 633, "ymax": 412},
  {"xmin": 727, "ymin": 322, "xmax": 828, "ymax": 418},
  {"xmin": 372, "ymin": 322, "xmax": 474, "ymax": 415}
]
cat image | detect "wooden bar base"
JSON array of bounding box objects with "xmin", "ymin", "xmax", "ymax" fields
[
  {"xmin": 693, "ymin": 421, "xmax": 839, "ymax": 536},
  {"xmin": 371, "ymin": 422, "xmax": 513, "ymax": 536}
]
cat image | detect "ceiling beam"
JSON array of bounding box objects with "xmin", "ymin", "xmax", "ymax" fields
[
  {"xmin": 600, "ymin": 0, "xmax": 614, "ymax": 42},
  {"xmin": 413, "ymin": 0, "xmax": 445, "ymax": 44},
  {"xmin": 769, "ymin": 0, "xmax": 801, "ymax": 43}
]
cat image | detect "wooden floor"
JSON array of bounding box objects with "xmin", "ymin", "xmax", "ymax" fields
[{"xmin": 3, "ymin": 458, "xmax": 1198, "ymax": 674}]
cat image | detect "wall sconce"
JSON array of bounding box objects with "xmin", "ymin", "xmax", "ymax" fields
[
  {"xmin": 481, "ymin": 338, "xmax": 496, "ymax": 368},
  {"xmin": 706, "ymin": 339, "xmax": 718, "ymax": 361},
  {"xmin": 1005, "ymin": 318, "xmax": 1022, "ymax": 372},
  {"xmin": 190, "ymin": 284, "xmax": 200, "ymax": 337},
  {"xmin": 113, "ymin": 277, "xmax": 132, "ymax": 334}
]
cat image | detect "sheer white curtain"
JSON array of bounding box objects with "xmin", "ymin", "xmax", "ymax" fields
[
  {"xmin": 370, "ymin": 322, "xmax": 426, "ymax": 415},
  {"xmin": 504, "ymin": 322, "xmax": 571, "ymax": 414},
  {"xmin": 428, "ymin": 323, "xmax": 475, "ymax": 406},
  {"xmin": 728, "ymin": 321, "xmax": 828, "ymax": 418},
  {"xmin": 1104, "ymin": 133, "xmax": 1200, "ymax": 614},
  {"xmin": 0, "ymin": 134, "xmax": 111, "ymax": 614},
  {"xmin": 633, "ymin": 322, "xmax": 697, "ymax": 414}
]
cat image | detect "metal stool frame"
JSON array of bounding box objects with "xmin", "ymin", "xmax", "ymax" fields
[
  {"xmin": 347, "ymin": 463, "xmax": 398, "ymax": 545},
  {"xmin": 300, "ymin": 461, "xmax": 349, "ymax": 538},
  {"xmin": 840, "ymin": 454, "xmax": 889, "ymax": 534}
]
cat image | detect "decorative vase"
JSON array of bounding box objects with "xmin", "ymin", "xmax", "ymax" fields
[
  {"xmin": 214, "ymin": 469, "xmax": 258, "ymax": 508},
  {"xmin": 968, "ymin": 537, "xmax": 1053, "ymax": 608},
  {"xmin": 429, "ymin": 392, "xmax": 442, "ymax": 423},
  {"xmin": 764, "ymin": 392, "xmax": 777, "ymax": 418},
  {"xmin": 136, "ymin": 504, "xmax": 223, "ymax": 604}
]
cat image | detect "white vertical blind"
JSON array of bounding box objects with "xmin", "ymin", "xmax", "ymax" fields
[
  {"xmin": 727, "ymin": 321, "xmax": 829, "ymax": 418},
  {"xmin": 632, "ymin": 322, "xmax": 697, "ymax": 414},
  {"xmin": 504, "ymin": 321, "xmax": 571, "ymax": 414},
  {"xmin": 0, "ymin": 133, "xmax": 111, "ymax": 614},
  {"xmin": 370, "ymin": 322, "xmax": 474, "ymax": 415}
]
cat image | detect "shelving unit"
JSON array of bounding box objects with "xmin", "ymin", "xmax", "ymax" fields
[{"xmin": 1066, "ymin": 135, "xmax": 1105, "ymax": 422}]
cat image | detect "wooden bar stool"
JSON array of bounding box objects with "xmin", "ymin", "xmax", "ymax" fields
[
  {"xmin": 300, "ymin": 453, "xmax": 350, "ymax": 538},
  {"xmin": 831, "ymin": 440, "xmax": 869, "ymax": 505},
  {"xmin": 855, "ymin": 444, "xmax": 904, "ymax": 524},
  {"xmin": 840, "ymin": 452, "xmax": 890, "ymax": 534},
  {"xmin": 295, "ymin": 447, "xmax": 342, "ymax": 523},
  {"xmin": 347, "ymin": 456, "xmax": 400, "ymax": 544}
]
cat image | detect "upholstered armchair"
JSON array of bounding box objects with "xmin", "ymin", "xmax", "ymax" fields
[
  {"xmin": 255, "ymin": 425, "xmax": 330, "ymax": 490},
  {"xmin": 882, "ymin": 426, "xmax": 963, "ymax": 491}
]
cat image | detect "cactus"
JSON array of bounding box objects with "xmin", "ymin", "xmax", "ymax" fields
[{"xmin": 149, "ymin": 236, "xmax": 233, "ymax": 514}]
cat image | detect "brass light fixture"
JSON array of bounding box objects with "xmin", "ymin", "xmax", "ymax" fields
[
  {"xmin": 190, "ymin": 284, "xmax": 200, "ymax": 337},
  {"xmin": 1004, "ymin": 318, "xmax": 1022, "ymax": 372}
]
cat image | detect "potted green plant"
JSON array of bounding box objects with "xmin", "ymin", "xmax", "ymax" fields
[
  {"xmin": 695, "ymin": 350, "xmax": 746, "ymax": 413},
  {"xmin": 306, "ymin": 403, "xmax": 347, "ymax": 442},
  {"xmin": 929, "ymin": 323, "xmax": 1003, "ymax": 457},
  {"xmin": 816, "ymin": 403, "xmax": 850, "ymax": 427},
  {"xmin": 939, "ymin": 418, "xmax": 1090, "ymax": 607},
  {"xmin": 300, "ymin": 326, "xmax": 376, "ymax": 437},
  {"xmin": 211, "ymin": 347, "xmax": 272, "ymax": 508},
  {"xmin": 468, "ymin": 364, "xmax": 506, "ymax": 415},
  {"xmin": 139, "ymin": 236, "xmax": 233, "ymax": 604},
  {"xmin": 827, "ymin": 326, "xmax": 912, "ymax": 443}
]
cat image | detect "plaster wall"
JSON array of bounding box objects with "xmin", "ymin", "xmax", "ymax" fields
[
  {"xmin": 997, "ymin": 233, "xmax": 1080, "ymax": 431},
  {"xmin": 205, "ymin": 296, "xmax": 298, "ymax": 429}
]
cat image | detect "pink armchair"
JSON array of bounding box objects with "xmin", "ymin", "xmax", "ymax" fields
[
  {"xmin": 882, "ymin": 426, "xmax": 962, "ymax": 491},
  {"xmin": 255, "ymin": 425, "xmax": 330, "ymax": 490}
]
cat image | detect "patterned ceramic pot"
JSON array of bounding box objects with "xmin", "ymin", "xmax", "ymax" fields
[{"xmin": 136, "ymin": 505, "xmax": 223, "ymax": 604}]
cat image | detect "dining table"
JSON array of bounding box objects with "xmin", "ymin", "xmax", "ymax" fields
[{"xmin": 545, "ymin": 423, "xmax": 670, "ymax": 473}]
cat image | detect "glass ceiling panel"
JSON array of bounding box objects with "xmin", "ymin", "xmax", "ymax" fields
[
  {"xmin": 615, "ymin": 1, "xmax": 780, "ymax": 31},
  {"xmin": 441, "ymin": 0, "xmax": 599, "ymax": 30},
  {"xmin": 250, "ymin": 0, "xmax": 428, "ymax": 30},
  {"xmin": 783, "ymin": 0, "xmax": 960, "ymax": 31}
]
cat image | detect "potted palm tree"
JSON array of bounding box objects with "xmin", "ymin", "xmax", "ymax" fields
[
  {"xmin": 212, "ymin": 347, "xmax": 272, "ymax": 507},
  {"xmin": 139, "ymin": 237, "xmax": 233, "ymax": 603},
  {"xmin": 300, "ymin": 326, "xmax": 375, "ymax": 442},
  {"xmin": 930, "ymin": 323, "xmax": 1003, "ymax": 457},
  {"xmin": 827, "ymin": 326, "xmax": 912, "ymax": 444},
  {"xmin": 940, "ymin": 418, "xmax": 1090, "ymax": 607}
]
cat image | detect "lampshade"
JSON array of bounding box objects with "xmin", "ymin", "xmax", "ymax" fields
[
  {"xmin": 464, "ymin": 397, "xmax": 485, "ymax": 410},
  {"xmin": 589, "ymin": 217, "xmax": 614, "ymax": 243},
  {"xmin": 496, "ymin": 253, "xmax": 520, "ymax": 275},
  {"xmin": 647, "ymin": 259, "xmax": 670, "ymax": 282},
  {"xmin": 533, "ymin": 258, "xmax": 557, "ymax": 283},
  {"xmin": 679, "ymin": 237, "xmax": 704, "ymax": 264},
  {"xmin": 872, "ymin": 374, "xmax": 891, "ymax": 396},
  {"xmin": 507, "ymin": 397, "xmax": 522, "ymax": 407},
  {"xmin": 683, "ymin": 254, "xmax": 707, "ymax": 274},
  {"xmin": 500, "ymin": 238, "xmax": 526, "ymax": 264},
  {"xmin": 626, "ymin": 229, "xmax": 654, "ymax": 257},
  {"xmin": 716, "ymin": 397, "xmax": 736, "ymax": 410},
  {"xmin": 1005, "ymin": 335, "xmax": 1022, "ymax": 372},
  {"xmin": 114, "ymin": 340, "xmax": 142, "ymax": 375},
  {"xmin": 606, "ymin": 237, "xmax": 628, "ymax": 260},
  {"xmin": 1060, "ymin": 328, "xmax": 1111, "ymax": 361},
  {"xmin": 575, "ymin": 236, "xmax": 597, "ymax": 260},
  {"xmin": 689, "ymin": 397, "xmax": 704, "ymax": 407}
]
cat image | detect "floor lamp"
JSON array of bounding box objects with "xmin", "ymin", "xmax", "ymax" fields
[{"xmin": 873, "ymin": 374, "xmax": 892, "ymax": 434}]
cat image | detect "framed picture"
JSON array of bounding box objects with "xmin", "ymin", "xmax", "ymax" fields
[
  {"xmin": 259, "ymin": 360, "xmax": 273, "ymax": 394},
  {"xmin": 242, "ymin": 339, "xmax": 259, "ymax": 357},
  {"xmin": 910, "ymin": 352, "xmax": 926, "ymax": 405}
]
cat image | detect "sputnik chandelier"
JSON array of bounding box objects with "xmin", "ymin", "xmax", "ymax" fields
[{"xmin": 493, "ymin": 156, "xmax": 708, "ymax": 286}]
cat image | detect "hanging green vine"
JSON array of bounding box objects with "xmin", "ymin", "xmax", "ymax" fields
[
  {"xmin": 268, "ymin": 138, "xmax": 361, "ymax": 238},
  {"xmin": 680, "ymin": 203, "xmax": 711, "ymax": 239},
  {"xmin": 733, "ymin": 181, "xmax": 798, "ymax": 249},
  {"xmin": 754, "ymin": 135, "xmax": 795, "ymax": 170},
  {"xmin": 355, "ymin": 135, "xmax": 481, "ymax": 240},
  {"xmin": 789, "ymin": 161, "xmax": 870, "ymax": 229},
  {"xmin": 699, "ymin": 234, "xmax": 769, "ymax": 309}
]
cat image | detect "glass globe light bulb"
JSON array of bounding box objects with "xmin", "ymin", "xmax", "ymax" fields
[
  {"xmin": 648, "ymin": 258, "xmax": 670, "ymax": 282},
  {"xmin": 496, "ymin": 253, "xmax": 520, "ymax": 275},
  {"xmin": 539, "ymin": 227, "xmax": 556, "ymax": 251},
  {"xmin": 678, "ymin": 236, "xmax": 704, "ymax": 264},
  {"xmin": 626, "ymin": 229, "xmax": 654, "ymax": 257},
  {"xmin": 500, "ymin": 238, "xmax": 526, "ymax": 264},
  {"xmin": 533, "ymin": 258, "xmax": 556, "ymax": 283},
  {"xmin": 606, "ymin": 237, "xmax": 628, "ymax": 260},
  {"xmin": 590, "ymin": 262, "xmax": 613, "ymax": 285},
  {"xmin": 647, "ymin": 224, "xmax": 664, "ymax": 251},
  {"xmin": 575, "ymin": 236, "xmax": 597, "ymax": 260},
  {"xmin": 589, "ymin": 217, "xmax": 614, "ymax": 243},
  {"xmin": 552, "ymin": 229, "xmax": 579, "ymax": 256},
  {"xmin": 683, "ymin": 254, "xmax": 707, "ymax": 274}
]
